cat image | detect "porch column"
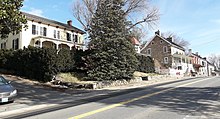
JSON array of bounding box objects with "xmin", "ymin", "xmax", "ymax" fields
[
  {"xmin": 40, "ymin": 40, "xmax": 43, "ymax": 48},
  {"xmin": 55, "ymin": 43, "xmax": 59, "ymax": 50}
]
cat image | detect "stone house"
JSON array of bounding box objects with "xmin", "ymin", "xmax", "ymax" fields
[{"xmin": 141, "ymin": 31, "xmax": 194, "ymax": 76}]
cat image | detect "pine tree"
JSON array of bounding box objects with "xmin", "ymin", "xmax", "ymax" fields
[{"xmin": 87, "ymin": 0, "xmax": 138, "ymax": 81}]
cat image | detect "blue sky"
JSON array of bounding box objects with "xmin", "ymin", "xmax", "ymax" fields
[{"xmin": 21, "ymin": 0, "xmax": 220, "ymax": 57}]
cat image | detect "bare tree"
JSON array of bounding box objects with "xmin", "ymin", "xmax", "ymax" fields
[
  {"xmin": 208, "ymin": 54, "xmax": 220, "ymax": 70},
  {"xmin": 72, "ymin": 0, "xmax": 159, "ymax": 32},
  {"xmin": 161, "ymin": 32, "xmax": 190, "ymax": 48}
]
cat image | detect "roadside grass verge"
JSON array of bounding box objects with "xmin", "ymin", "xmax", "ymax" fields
[{"xmin": 57, "ymin": 72, "xmax": 86, "ymax": 83}]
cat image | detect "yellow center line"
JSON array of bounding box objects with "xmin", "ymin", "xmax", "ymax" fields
[{"xmin": 69, "ymin": 77, "xmax": 213, "ymax": 119}]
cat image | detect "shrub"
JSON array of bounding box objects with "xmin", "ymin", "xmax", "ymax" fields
[
  {"xmin": 136, "ymin": 54, "xmax": 155, "ymax": 73},
  {"xmin": 0, "ymin": 47, "xmax": 75, "ymax": 82}
]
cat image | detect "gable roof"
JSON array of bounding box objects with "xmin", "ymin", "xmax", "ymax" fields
[
  {"xmin": 22, "ymin": 12, "xmax": 85, "ymax": 34},
  {"xmin": 141, "ymin": 34, "xmax": 185, "ymax": 51},
  {"xmin": 130, "ymin": 37, "xmax": 140, "ymax": 45}
]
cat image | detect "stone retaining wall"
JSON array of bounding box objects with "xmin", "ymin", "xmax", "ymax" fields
[{"xmin": 50, "ymin": 75, "xmax": 185, "ymax": 89}]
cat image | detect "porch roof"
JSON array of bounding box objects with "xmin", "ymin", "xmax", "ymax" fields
[{"xmin": 172, "ymin": 53, "xmax": 192, "ymax": 60}]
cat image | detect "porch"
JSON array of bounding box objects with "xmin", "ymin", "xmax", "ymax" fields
[{"xmin": 31, "ymin": 36, "xmax": 83, "ymax": 50}]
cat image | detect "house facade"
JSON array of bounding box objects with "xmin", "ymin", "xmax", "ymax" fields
[
  {"xmin": 207, "ymin": 62, "xmax": 216, "ymax": 76},
  {"xmin": 141, "ymin": 31, "xmax": 193, "ymax": 76},
  {"xmin": 130, "ymin": 37, "xmax": 140, "ymax": 53},
  {"xmin": 189, "ymin": 52, "xmax": 207, "ymax": 76},
  {"xmin": 0, "ymin": 12, "xmax": 85, "ymax": 50}
]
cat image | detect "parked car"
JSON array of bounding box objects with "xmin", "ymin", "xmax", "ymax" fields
[{"xmin": 0, "ymin": 76, "xmax": 17, "ymax": 103}]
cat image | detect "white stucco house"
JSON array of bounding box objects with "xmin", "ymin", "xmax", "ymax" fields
[{"xmin": 0, "ymin": 12, "xmax": 85, "ymax": 50}]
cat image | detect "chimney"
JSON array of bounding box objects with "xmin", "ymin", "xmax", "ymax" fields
[
  {"xmin": 188, "ymin": 49, "xmax": 192, "ymax": 55},
  {"xmin": 67, "ymin": 20, "xmax": 72, "ymax": 26},
  {"xmin": 166, "ymin": 37, "xmax": 174, "ymax": 42},
  {"xmin": 155, "ymin": 30, "xmax": 160, "ymax": 36},
  {"xmin": 196, "ymin": 52, "xmax": 198, "ymax": 55}
]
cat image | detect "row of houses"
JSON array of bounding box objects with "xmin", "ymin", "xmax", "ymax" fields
[
  {"xmin": 0, "ymin": 12, "xmax": 218, "ymax": 77},
  {"xmin": 136, "ymin": 30, "xmax": 219, "ymax": 77}
]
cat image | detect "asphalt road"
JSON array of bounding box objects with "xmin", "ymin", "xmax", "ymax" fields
[{"xmin": 2, "ymin": 77, "xmax": 220, "ymax": 119}]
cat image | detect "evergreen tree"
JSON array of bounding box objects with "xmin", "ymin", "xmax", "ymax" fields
[
  {"xmin": 87, "ymin": 0, "xmax": 138, "ymax": 81},
  {"xmin": 0, "ymin": 0, "xmax": 27, "ymax": 38}
]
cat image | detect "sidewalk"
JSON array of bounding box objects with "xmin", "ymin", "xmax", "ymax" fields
[{"xmin": 0, "ymin": 74, "xmax": 195, "ymax": 117}]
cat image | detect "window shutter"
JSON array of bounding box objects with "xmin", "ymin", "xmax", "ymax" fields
[
  {"xmin": 75, "ymin": 35, "xmax": 78, "ymax": 42},
  {"xmin": 43, "ymin": 27, "xmax": 47, "ymax": 36},
  {"xmin": 16, "ymin": 38, "xmax": 19, "ymax": 49},
  {"xmin": 12, "ymin": 40, "xmax": 15, "ymax": 49}
]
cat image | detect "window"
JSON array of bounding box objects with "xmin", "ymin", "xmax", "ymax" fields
[
  {"xmin": 32, "ymin": 25, "xmax": 36, "ymax": 35},
  {"xmin": 40, "ymin": 27, "xmax": 43, "ymax": 36},
  {"xmin": 164, "ymin": 57, "xmax": 168, "ymax": 64},
  {"xmin": 0, "ymin": 43, "xmax": 5, "ymax": 49},
  {"xmin": 163, "ymin": 46, "xmax": 167, "ymax": 53},
  {"xmin": 54, "ymin": 30, "xmax": 56, "ymax": 38},
  {"xmin": 147, "ymin": 48, "xmax": 151, "ymax": 55},
  {"xmin": 54, "ymin": 30, "xmax": 60, "ymax": 39},
  {"xmin": 40, "ymin": 27, "xmax": 47, "ymax": 36},
  {"xmin": 74, "ymin": 34, "xmax": 78, "ymax": 42},
  {"xmin": 202, "ymin": 61, "xmax": 205, "ymax": 66},
  {"xmin": 57, "ymin": 31, "xmax": 60, "ymax": 39},
  {"xmin": 12, "ymin": 38, "xmax": 19, "ymax": 50},
  {"xmin": 177, "ymin": 66, "xmax": 182, "ymax": 70},
  {"xmin": 43, "ymin": 27, "xmax": 47, "ymax": 36},
  {"xmin": 182, "ymin": 58, "xmax": 185, "ymax": 63},
  {"xmin": 35, "ymin": 41, "xmax": 40, "ymax": 48},
  {"xmin": 67, "ymin": 33, "xmax": 71, "ymax": 41},
  {"xmin": 36, "ymin": 26, "xmax": 39, "ymax": 35},
  {"xmin": 3, "ymin": 42, "xmax": 6, "ymax": 49},
  {"xmin": 151, "ymin": 41, "xmax": 154, "ymax": 45},
  {"xmin": 160, "ymin": 40, "xmax": 163, "ymax": 44},
  {"xmin": 32, "ymin": 25, "xmax": 40, "ymax": 35}
]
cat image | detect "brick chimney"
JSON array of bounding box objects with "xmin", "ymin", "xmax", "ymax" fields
[
  {"xmin": 155, "ymin": 30, "xmax": 160, "ymax": 36},
  {"xmin": 166, "ymin": 37, "xmax": 174, "ymax": 42},
  {"xmin": 67, "ymin": 20, "xmax": 72, "ymax": 26},
  {"xmin": 188, "ymin": 49, "xmax": 192, "ymax": 55},
  {"xmin": 196, "ymin": 52, "xmax": 199, "ymax": 55}
]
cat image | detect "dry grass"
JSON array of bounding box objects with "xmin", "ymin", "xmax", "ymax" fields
[
  {"xmin": 57, "ymin": 72, "xmax": 85, "ymax": 83},
  {"xmin": 58, "ymin": 71, "xmax": 158, "ymax": 83}
]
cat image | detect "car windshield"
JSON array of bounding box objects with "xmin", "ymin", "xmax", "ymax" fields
[{"xmin": 0, "ymin": 76, "xmax": 9, "ymax": 85}]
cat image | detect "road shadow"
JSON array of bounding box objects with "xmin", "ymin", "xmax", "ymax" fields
[
  {"xmin": 1, "ymin": 75, "xmax": 220, "ymax": 119},
  {"xmin": 98, "ymin": 86, "xmax": 220, "ymax": 118}
]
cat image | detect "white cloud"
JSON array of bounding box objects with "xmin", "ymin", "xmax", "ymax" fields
[{"xmin": 25, "ymin": 8, "xmax": 44, "ymax": 17}]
